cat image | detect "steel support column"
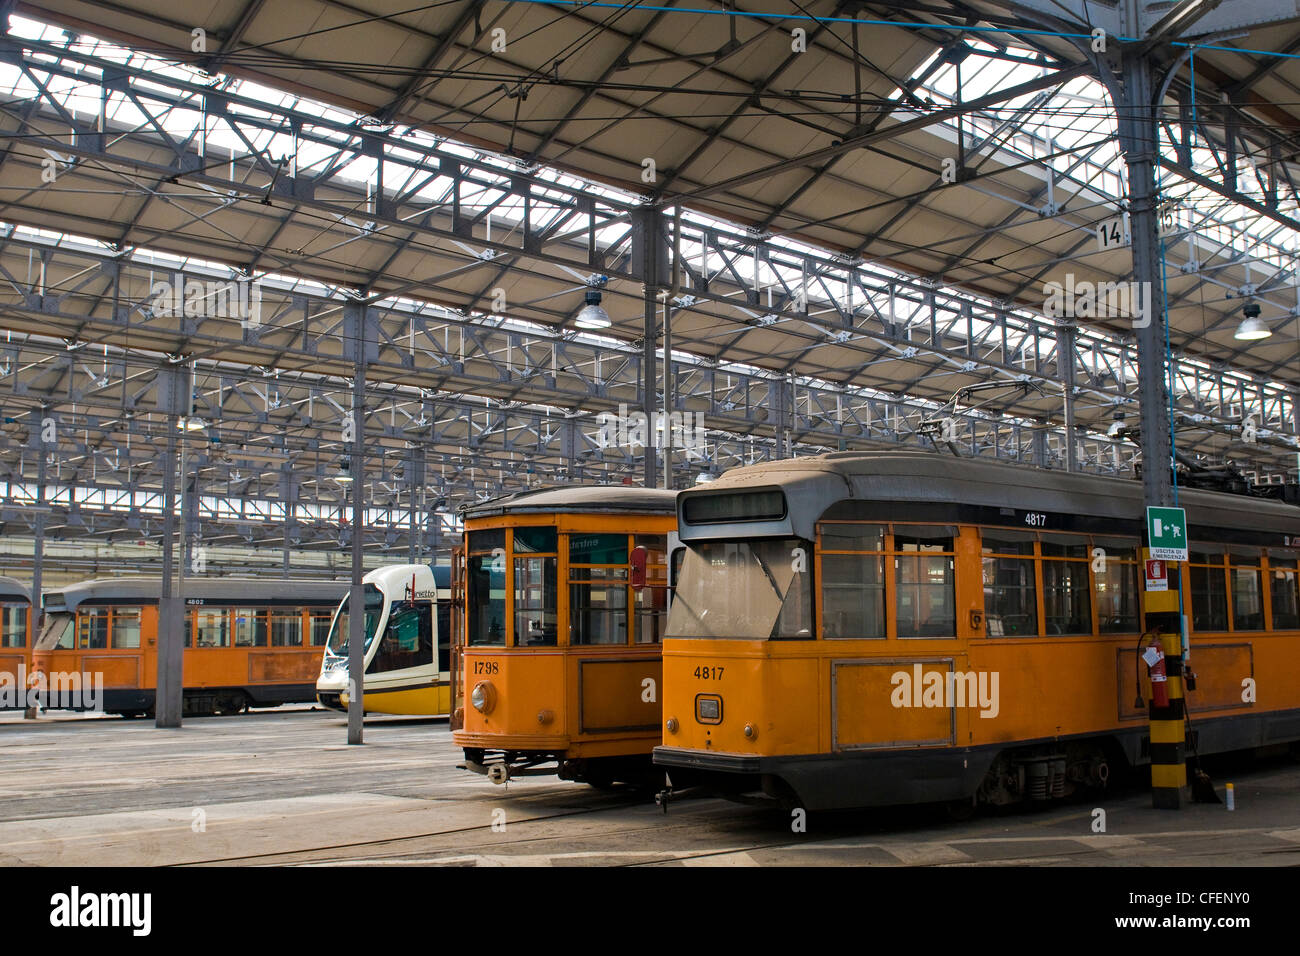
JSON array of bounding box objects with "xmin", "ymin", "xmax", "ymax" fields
[
  {"xmin": 1118, "ymin": 47, "xmax": 1184, "ymax": 809},
  {"xmin": 638, "ymin": 207, "xmax": 661, "ymax": 489},
  {"xmin": 155, "ymin": 371, "xmax": 183, "ymax": 728},
  {"xmin": 346, "ymin": 303, "xmax": 367, "ymax": 746},
  {"xmin": 1058, "ymin": 323, "xmax": 1078, "ymax": 473},
  {"xmin": 27, "ymin": 413, "xmax": 46, "ymax": 719}
]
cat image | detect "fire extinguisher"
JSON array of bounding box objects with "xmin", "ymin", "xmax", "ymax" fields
[{"xmin": 1143, "ymin": 639, "xmax": 1168, "ymax": 708}]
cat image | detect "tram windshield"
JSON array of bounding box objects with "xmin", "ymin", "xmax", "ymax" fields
[
  {"xmin": 35, "ymin": 612, "xmax": 75, "ymax": 650},
  {"xmin": 666, "ymin": 538, "xmax": 813, "ymax": 639},
  {"xmin": 325, "ymin": 585, "xmax": 386, "ymax": 656}
]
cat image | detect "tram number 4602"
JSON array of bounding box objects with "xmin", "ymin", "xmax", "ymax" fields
[
  {"xmin": 1023, "ymin": 512, "xmax": 1050, "ymax": 527},
  {"xmin": 694, "ymin": 666, "xmax": 724, "ymax": 680}
]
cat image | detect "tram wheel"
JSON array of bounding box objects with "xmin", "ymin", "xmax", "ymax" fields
[{"xmin": 216, "ymin": 693, "xmax": 248, "ymax": 716}]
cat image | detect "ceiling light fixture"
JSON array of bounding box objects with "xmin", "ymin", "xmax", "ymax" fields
[
  {"xmin": 1233, "ymin": 302, "xmax": 1272, "ymax": 341},
  {"xmin": 575, "ymin": 289, "xmax": 611, "ymax": 329}
]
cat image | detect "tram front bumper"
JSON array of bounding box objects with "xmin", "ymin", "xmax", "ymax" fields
[{"xmin": 653, "ymin": 746, "xmax": 762, "ymax": 774}]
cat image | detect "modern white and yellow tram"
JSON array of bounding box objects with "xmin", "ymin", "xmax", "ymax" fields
[{"xmin": 316, "ymin": 563, "xmax": 452, "ymax": 716}]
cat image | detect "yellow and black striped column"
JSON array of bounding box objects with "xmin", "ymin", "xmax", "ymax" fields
[{"xmin": 1143, "ymin": 548, "xmax": 1187, "ymax": 809}]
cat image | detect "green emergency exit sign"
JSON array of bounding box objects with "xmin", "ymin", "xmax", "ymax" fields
[{"xmin": 1146, "ymin": 506, "xmax": 1188, "ymax": 561}]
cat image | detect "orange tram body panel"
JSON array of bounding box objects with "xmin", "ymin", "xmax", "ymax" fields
[
  {"xmin": 655, "ymin": 451, "xmax": 1300, "ymax": 811},
  {"xmin": 452, "ymin": 486, "xmax": 678, "ymax": 786},
  {"xmin": 30, "ymin": 577, "xmax": 345, "ymax": 716}
]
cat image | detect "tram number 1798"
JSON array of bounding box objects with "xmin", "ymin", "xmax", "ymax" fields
[
  {"xmin": 473, "ymin": 660, "xmax": 499, "ymax": 675},
  {"xmin": 694, "ymin": 666, "xmax": 724, "ymax": 680}
]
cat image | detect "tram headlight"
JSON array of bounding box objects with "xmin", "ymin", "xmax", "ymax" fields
[{"xmin": 471, "ymin": 680, "xmax": 496, "ymax": 714}]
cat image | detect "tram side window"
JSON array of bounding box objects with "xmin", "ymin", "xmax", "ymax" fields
[
  {"xmin": 0, "ymin": 605, "xmax": 25, "ymax": 648},
  {"xmin": 271, "ymin": 610, "xmax": 303, "ymax": 647},
  {"xmin": 570, "ymin": 533, "xmax": 630, "ymax": 645},
  {"xmin": 1228, "ymin": 549, "xmax": 1264, "ymax": 631},
  {"xmin": 1269, "ymin": 554, "xmax": 1300, "ymax": 629},
  {"xmin": 194, "ymin": 609, "xmax": 231, "ymax": 648},
  {"xmin": 1041, "ymin": 535, "xmax": 1093, "ymax": 635},
  {"xmin": 309, "ymin": 608, "xmax": 333, "ymax": 646},
  {"xmin": 468, "ymin": 529, "xmax": 507, "ymax": 647},
  {"xmin": 981, "ymin": 530, "xmax": 1037, "ymax": 637},
  {"xmin": 77, "ymin": 608, "xmax": 109, "ymax": 649},
  {"xmin": 514, "ymin": 556, "xmax": 558, "ymax": 646},
  {"xmin": 895, "ymin": 527, "xmax": 955, "ymax": 638},
  {"xmin": 369, "ymin": 603, "xmax": 431, "ymax": 673},
  {"xmin": 633, "ymin": 533, "xmax": 670, "ymax": 645},
  {"xmin": 1189, "ymin": 547, "xmax": 1228, "ymax": 632},
  {"xmin": 234, "ymin": 608, "xmax": 268, "ymax": 647},
  {"xmin": 820, "ymin": 523, "xmax": 886, "ymax": 639},
  {"xmin": 1093, "ymin": 538, "xmax": 1141, "ymax": 634},
  {"xmin": 571, "ymin": 566, "xmax": 629, "ymax": 645},
  {"xmin": 111, "ymin": 607, "xmax": 142, "ymax": 649}
]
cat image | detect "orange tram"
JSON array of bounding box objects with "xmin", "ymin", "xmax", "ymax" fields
[
  {"xmin": 655, "ymin": 451, "xmax": 1300, "ymax": 811},
  {"xmin": 0, "ymin": 576, "xmax": 33, "ymax": 703},
  {"xmin": 32, "ymin": 577, "xmax": 345, "ymax": 716},
  {"xmin": 452, "ymin": 486, "xmax": 678, "ymax": 787}
]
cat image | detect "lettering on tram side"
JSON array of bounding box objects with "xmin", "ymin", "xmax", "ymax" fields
[
  {"xmin": 1091, "ymin": 808, "xmax": 1106, "ymax": 833},
  {"xmin": 491, "ymin": 808, "xmax": 506, "ymax": 832},
  {"xmin": 49, "ymin": 886, "xmax": 151, "ymax": 937},
  {"xmin": 889, "ymin": 664, "xmax": 1000, "ymax": 719},
  {"xmin": 0, "ymin": 664, "xmax": 103, "ymax": 712}
]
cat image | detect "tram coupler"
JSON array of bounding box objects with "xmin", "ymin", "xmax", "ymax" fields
[
  {"xmin": 655, "ymin": 788, "xmax": 672, "ymax": 814},
  {"xmin": 655, "ymin": 785, "xmax": 705, "ymax": 813},
  {"xmin": 463, "ymin": 759, "xmax": 512, "ymax": 784}
]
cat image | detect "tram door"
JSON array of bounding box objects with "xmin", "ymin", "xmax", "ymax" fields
[{"xmin": 449, "ymin": 544, "xmax": 465, "ymax": 731}]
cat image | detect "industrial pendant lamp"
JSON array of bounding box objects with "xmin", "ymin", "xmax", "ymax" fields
[
  {"xmin": 1233, "ymin": 302, "xmax": 1272, "ymax": 341},
  {"xmin": 575, "ymin": 289, "xmax": 611, "ymax": 329}
]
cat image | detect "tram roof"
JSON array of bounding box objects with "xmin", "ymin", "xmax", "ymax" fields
[
  {"xmin": 0, "ymin": 576, "xmax": 30, "ymax": 601},
  {"xmin": 42, "ymin": 577, "xmax": 348, "ymax": 611},
  {"xmin": 680, "ymin": 451, "xmax": 1300, "ymax": 542},
  {"xmin": 461, "ymin": 484, "xmax": 678, "ymax": 519}
]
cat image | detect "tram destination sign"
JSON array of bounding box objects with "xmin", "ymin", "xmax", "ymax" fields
[{"xmin": 1146, "ymin": 506, "xmax": 1188, "ymax": 562}]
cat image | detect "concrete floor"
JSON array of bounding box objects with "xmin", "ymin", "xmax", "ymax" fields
[{"xmin": 2, "ymin": 708, "xmax": 1297, "ymax": 866}]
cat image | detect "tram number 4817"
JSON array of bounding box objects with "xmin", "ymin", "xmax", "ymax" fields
[
  {"xmin": 1023, "ymin": 512, "xmax": 1049, "ymax": 527},
  {"xmin": 694, "ymin": 666, "xmax": 724, "ymax": 680}
]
